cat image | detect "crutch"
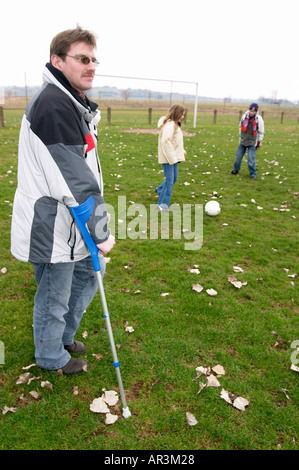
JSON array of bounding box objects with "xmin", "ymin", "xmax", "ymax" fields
[{"xmin": 69, "ymin": 196, "xmax": 131, "ymax": 418}]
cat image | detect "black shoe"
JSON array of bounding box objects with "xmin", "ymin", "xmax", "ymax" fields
[
  {"xmin": 64, "ymin": 340, "xmax": 86, "ymax": 355},
  {"xmin": 231, "ymin": 170, "xmax": 239, "ymax": 175},
  {"xmin": 58, "ymin": 358, "xmax": 89, "ymax": 375}
]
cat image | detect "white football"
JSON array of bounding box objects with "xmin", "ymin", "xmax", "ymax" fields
[{"xmin": 205, "ymin": 200, "xmax": 221, "ymax": 216}]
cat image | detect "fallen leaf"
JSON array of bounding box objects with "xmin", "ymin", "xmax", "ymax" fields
[
  {"xmin": 22, "ymin": 364, "xmax": 36, "ymax": 370},
  {"xmin": 192, "ymin": 283, "xmax": 203, "ymax": 293},
  {"xmin": 90, "ymin": 397, "xmax": 110, "ymax": 413},
  {"xmin": 105, "ymin": 413, "xmax": 118, "ymax": 425},
  {"xmin": 206, "ymin": 288, "xmax": 217, "ymax": 296},
  {"xmin": 272, "ymin": 331, "xmax": 289, "ymax": 349},
  {"xmin": 206, "ymin": 374, "xmax": 221, "ymax": 387},
  {"xmin": 188, "ymin": 268, "xmax": 200, "ymax": 274},
  {"xmin": 228, "ymin": 275, "xmax": 247, "ymax": 289},
  {"xmin": 41, "ymin": 381, "xmax": 53, "ymax": 390},
  {"xmin": 197, "ymin": 382, "xmax": 206, "ymax": 394},
  {"xmin": 2, "ymin": 406, "xmax": 17, "ymax": 415},
  {"xmin": 233, "ymin": 396, "xmax": 249, "ymax": 411},
  {"xmin": 212, "ymin": 364, "xmax": 226, "ymax": 376},
  {"xmin": 233, "ymin": 266, "xmax": 243, "ymax": 273},
  {"xmin": 28, "ymin": 376, "xmax": 41, "ymax": 385},
  {"xmin": 195, "ymin": 366, "xmax": 208, "ymax": 376},
  {"xmin": 220, "ymin": 388, "xmax": 233, "ymax": 405},
  {"xmin": 29, "ymin": 391, "xmax": 40, "ymax": 400},
  {"xmin": 125, "ymin": 322, "xmax": 134, "ymax": 333},
  {"xmin": 16, "ymin": 372, "xmax": 32, "ymax": 385},
  {"xmin": 92, "ymin": 353, "xmax": 103, "ymax": 360},
  {"xmin": 186, "ymin": 412, "xmax": 198, "ymax": 426},
  {"xmin": 103, "ymin": 390, "xmax": 119, "ymax": 407}
]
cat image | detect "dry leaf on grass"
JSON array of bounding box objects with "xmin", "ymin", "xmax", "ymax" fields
[
  {"xmin": 232, "ymin": 396, "xmax": 250, "ymax": 411},
  {"xmin": 103, "ymin": 390, "xmax": 119, "ymax": 407},
  {"xmin": 233, "ymin": 266, "xmax": 244, "ymax": 273},
  {"xmin": 186, "ymin": 412, "xmax": 198, "ymax": 426},
  {"xmin": 212, "ymin": 364, "xmax": 226, "ymax": 376},
  {"xmin": 228, "ymin": 275, "xmax": 247, "ymax": 289},
  {"xmin": 188, "ymin": 268, "xmax": 200, "ymax": 274},
  {"xmin": 220, "ymin": 388, "xmax": 249, "ymax": 411},
  {"xmin": 41, "ymin": 381, "xmax": 53, "ymax": 390},
  {"xmin": 206, "ymin": 374, "xmax": 221, "ymax": 387},
  {"xmin": 272, "ymin": 331, "xmax": 289, "ymax": 349},
  {"xmin": 16, "ymin": 372, "xmax": 32, "ymax": 385},
  {"xmin": 192, "ymin": 283, "xmax": 203, "ymax": 293},
  {"xmin": 29, "ymin": 391, "xmax": 40, "ymax": 400},
  {"xmin": 22, "ymin": 364, "xmax": 36, "ymax": 370},
  {"xmin": 90, "ymin": 397, "xmax": 110, "ymax": 414},
  {"xmin": 195, "ymin": 366, "xmax": 208, "ymax": 376},
  {"xmin": 105, "ymin": 413, "xmax": 118, "ymax": 425},
  {"xmin": 282, "ymin": 388, "xmax": 290, "ymax": 400},
  {"xmin": 220, "ymin": 388, "xmax": 233, "ymax": 405},
  {"xmin": 125, "ymin": 323, "xmax": 134, "ymax": 333},
  {"xmin": 92, "ymin": 353, "xmax": 103, "ymax": 360},
  {"xmin": 2, "ymin": 406, "xmax": 17, "ymax": 415},
  {"xmin": 206, "ymin": 288, "xmax": 217, "ymax": 296},
  {"xmin": 198, "ymin": 382, "xmax": 206, "ymax": 394}
]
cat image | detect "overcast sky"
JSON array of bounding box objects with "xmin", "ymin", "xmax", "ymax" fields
[{"xmin": 1, "ymin": 0, "xmax": 298, "ymax": 102}]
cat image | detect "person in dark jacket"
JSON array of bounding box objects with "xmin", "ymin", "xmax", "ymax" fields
[
  {"xmin": 231, "ymin": 103, "xmax": 265, "ymax": 179},
  {"xmin": 11, "ymin": 26, "xmax": 115, "ymax": 375}
]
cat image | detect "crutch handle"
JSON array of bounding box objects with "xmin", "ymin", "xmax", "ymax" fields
[{"xmin": 69, "ymin": 196, "xmax": 101, "ymax": 272}]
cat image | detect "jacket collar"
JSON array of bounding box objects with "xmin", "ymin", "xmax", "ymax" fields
[{"xmin": 42, "ymin": 63, "xmax": 100, "ymax": 123}]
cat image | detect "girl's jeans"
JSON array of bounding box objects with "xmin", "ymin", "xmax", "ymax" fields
[
  {"xmin": 156, "ymin": 163, "xmax": 178, "ymax": 208},
  {"xmin": 234, "ymin": 144, "xmax": 257, "ymax": 177},
  {"xmin": 32, "ymin": 254, "xmax": 105, "ymax": 370}
]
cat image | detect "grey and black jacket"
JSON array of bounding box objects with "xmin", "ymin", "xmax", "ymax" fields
[{"xmin": 11, "ymin": 63, "xmax": 109, "ymax": 264}]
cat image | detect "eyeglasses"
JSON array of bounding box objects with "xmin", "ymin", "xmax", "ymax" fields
[{"xmin": 63, "ymin": 54, "xmax": 100, "ymax": 67}]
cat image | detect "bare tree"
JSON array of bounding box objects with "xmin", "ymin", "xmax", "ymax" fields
[{"xmin": 121, "ymin": 89, "xmax": 130, "ymax": 104}]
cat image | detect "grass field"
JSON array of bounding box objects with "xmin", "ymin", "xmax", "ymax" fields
[{"xmin": 0, "ymin": 106, "xmax": 298, "ymax": 451}]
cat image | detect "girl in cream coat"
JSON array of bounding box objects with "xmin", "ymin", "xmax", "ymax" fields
[{"xmin": 156, "ymin": 105, "xmax": 186, "ymax": 210}]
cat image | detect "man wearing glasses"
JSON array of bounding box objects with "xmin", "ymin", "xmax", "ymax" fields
[{"xmin": 11, "ymin": 26, "xmax": 115, "ymax": 375}]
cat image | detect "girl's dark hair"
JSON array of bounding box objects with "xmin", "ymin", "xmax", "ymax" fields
[{"xmin": 50, "ymin": 25, "xmax": 97, "ymax": 58}]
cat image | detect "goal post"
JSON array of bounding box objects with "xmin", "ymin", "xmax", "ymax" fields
[{"xmin": 95, "ymin": 73, "xmax": 198, "ymax": 128}]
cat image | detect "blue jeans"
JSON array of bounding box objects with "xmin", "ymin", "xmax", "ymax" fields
[
  {"xmin": 234, "ymin": 144, "xmax": 256, "ymax": 177},
  {"xmin": 32, "ymin": 255, "xmax": 105, "ymax": 370},
  {"xmin": 156, "ymin": 163, "xmax": 178, "ymax": 208}
]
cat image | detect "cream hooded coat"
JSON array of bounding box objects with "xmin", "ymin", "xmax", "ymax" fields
[{"xmin": 157, "ymin": 116, "xmax": 186, "ymax": 165}]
